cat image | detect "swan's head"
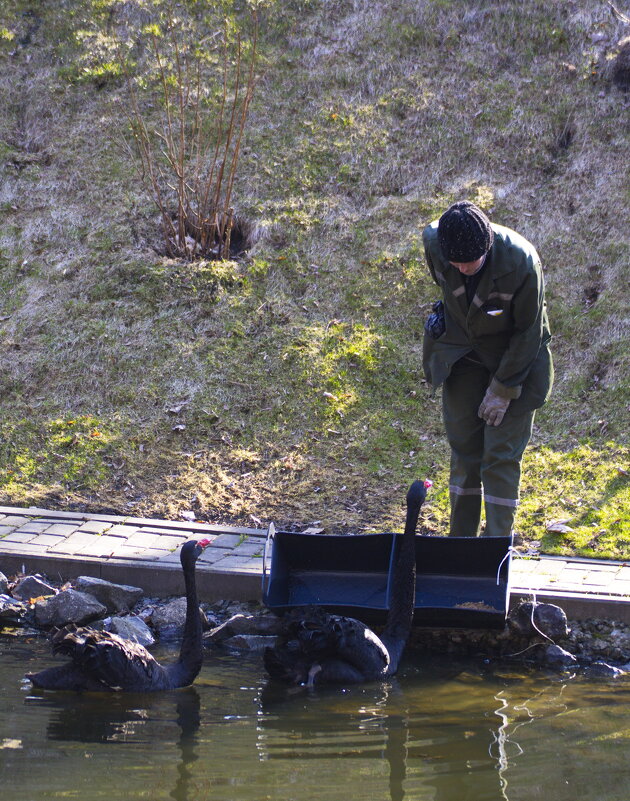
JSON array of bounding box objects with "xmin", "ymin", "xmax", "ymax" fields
[
  {"xmin": 406, "ymin": 479, "xmax": 430, "ymax": 508},
  {"xmin": 180, "ymin": 538, "xmax": 212, "ymax": 565}
]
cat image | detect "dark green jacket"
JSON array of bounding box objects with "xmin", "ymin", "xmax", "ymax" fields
[{"xmin": 422, "ymin": 221, "xmax": 553, "ymax": 412}]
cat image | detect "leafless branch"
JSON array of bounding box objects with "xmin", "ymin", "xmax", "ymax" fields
[{"xmin": 120, "ymin": 4, "xmax": 258, "ymax": 260}]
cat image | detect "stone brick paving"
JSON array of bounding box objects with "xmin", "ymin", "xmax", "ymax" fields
[{"xmin": 1, "ymin": 504, "xmax": 629, "ymax": 621}]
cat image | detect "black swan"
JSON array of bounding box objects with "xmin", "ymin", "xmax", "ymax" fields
[
  {"xmin": 26, "ymin": 538, "xmax": 211, "ymax": 692},
  {"xmin": 263, "ymin": 480, "xmax": 429, "ymax": 685}
]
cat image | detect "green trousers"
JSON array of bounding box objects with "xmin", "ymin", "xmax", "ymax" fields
[{"xmin": 442, "ymin": 356, "xmax": 535, "ymax": 537}]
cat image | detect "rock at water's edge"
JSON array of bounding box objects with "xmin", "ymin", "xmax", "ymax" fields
[
  {"xmin": 542, "ymin": 644, "xmax": 578, "ymax": 667},
  {"xmin": 74, "ymin": 575, "xmax": 143, "ymax": 613},
  {"xmin": 13, "ymin": 575, "xmax": 57, "ymax": 601},
  {"xmin": 34, "ymin": 589, "xmax": 107, "ymax": 628},
  {"xmin": 107, "ymin": 615, "xmax": 155, "ymax": 647}
]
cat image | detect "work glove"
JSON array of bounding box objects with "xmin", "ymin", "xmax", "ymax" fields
[{"xmin": 478, "ymin": 388, "xmax": 510, "ymax": 426}]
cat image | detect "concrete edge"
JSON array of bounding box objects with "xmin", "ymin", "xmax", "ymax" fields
[
  {"xmin": 0, "ymin": 551, "xmax": 262, "ymax": 603},
  {"xmin": 509, "ymin": 590, "xmax": 630, "ymax": 624}
]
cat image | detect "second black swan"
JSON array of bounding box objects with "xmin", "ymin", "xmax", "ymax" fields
[
  {"xmin": 26, "ymin": 538, "xmax": 211, "ymax": 692},
  {"xmin": 263, "ymin": 479, "xmax": 429, "ymax": 685}
]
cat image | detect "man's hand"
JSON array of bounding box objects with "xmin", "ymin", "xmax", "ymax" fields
[{"xmin": 478, "ymin": 388, "xmax": 510, "ymax": 426}]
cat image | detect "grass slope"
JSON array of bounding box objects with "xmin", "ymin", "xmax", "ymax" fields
[{"xmin": 0, "ymin": 0, "xmax": 628, "ymax": 558}]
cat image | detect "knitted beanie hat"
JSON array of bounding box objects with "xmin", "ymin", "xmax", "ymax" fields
[{"xmin": 437, "ymin": 201, "xmax": 494, "ymax": 262}]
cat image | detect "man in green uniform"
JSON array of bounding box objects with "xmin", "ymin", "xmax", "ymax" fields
[{"xmin": 422, "ymin": 201, "xmax": 553, "ymax": 537}]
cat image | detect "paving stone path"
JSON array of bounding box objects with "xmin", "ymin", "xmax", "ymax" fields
[{"xmin": 1, "ymin": 505, "xmax": 629, "ymax": 622}]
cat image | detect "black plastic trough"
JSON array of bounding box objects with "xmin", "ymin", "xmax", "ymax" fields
[{"xmin": 262, "ymin": 525, "xmax": 513, "ymax": 629}]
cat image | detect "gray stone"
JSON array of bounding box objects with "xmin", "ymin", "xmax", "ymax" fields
[
  {"xmin": 0, "ymin": 593, "xmax": 27, "ymax": 623},
  {"xmin": 226, "ymin": 634, "xmax": 278, "ymax": 652},
  {"xmin": 157, "ymin": 623, "xmax": 186, "ymax": 641},
  {"xmin": 201, "ymin": 611, "xmax": 222, "ymax": 630},
  {"xmin": 204, "ymin": 613, "xmax": 284, "ymax": 645},
  {"xmin": 509, "ymin": 601, "xmax": 569, "ymax": 639},
  {"xmin": 151, "ymin": 597, "xmax": 187, "ymax": 629},
  {"xmin": 609, "ymin": 628, "xmax": 630, "ymax": 651},
  {"xmin": 13, "ymin": 575, "xmax": 57, "ymax": 601},
  {"xmin": 107, "ymin": 615, "xmax": 155, "ymax": 647},
  {"xmin": 542, "ymin": 644, "xmax": 578, "ymax": 667},
  {"xmin": 582, "ymin": 661, "xmax": 626, "ymax": 679},
  {"xmin": 0, "ymin": 571, "xmax": 7, "ymax": 594},
  {"xmin": 34, "ymin": 589, "xmax": 107, "ymax": 628},
  {"xmin": 74, "ymin": 575, "xmax": 143, "ymax": 613},
  {"xmin": 220, "ymin": 600, "xmax": 262, "ymax": 618},
  {"xmin": 149, "ymin": 596, "xmax": 207, "ymax": 638}
]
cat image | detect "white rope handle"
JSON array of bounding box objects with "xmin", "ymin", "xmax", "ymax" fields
[
  {"xmin": 261, "ymin": 522, "xmax": 276, "ymax": 595},
  {"xmin": 496, "ymin": 546, "xmax": 514, "ymax": 585}
]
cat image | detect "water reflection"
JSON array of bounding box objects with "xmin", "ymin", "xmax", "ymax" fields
[
  {"xmin": 256, "ymin": 679, "xmax": 489, "ymax": 801},
  {"xmin": 5, "ymin": 646, "xmax": 629, "ymax": 801},
  {"xmin": 26, "ymin": 687, "xmax": 201, "ymax": 801},
  {"xmin": 256, "ymin": 666, "xmax": 575, "ymax": 801},
  {"xmin": 29, "ymin": 692, "xmax": 150, "ymax": 743},
  {"xmin": 170, "ymin": 689, "xmax": 201, "ymax": 801}
]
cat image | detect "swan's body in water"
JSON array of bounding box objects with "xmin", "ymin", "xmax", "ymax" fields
[
  {"xmin": 264, "ymin": 480, "xmax": 429, "ymax": 685},
  {"xmin": 26, "ymin": 539, "xmax": 211, "ymax": 692}
]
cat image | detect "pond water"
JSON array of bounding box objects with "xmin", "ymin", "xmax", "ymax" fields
[{"xmin": 1, "ymin": 635, "xmax": 628, "ymax": 801}]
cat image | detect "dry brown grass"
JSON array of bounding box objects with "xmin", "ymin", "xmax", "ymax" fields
[{"xmin": 0, "ymin": 0, "xmax": 628, "ymax": 554}]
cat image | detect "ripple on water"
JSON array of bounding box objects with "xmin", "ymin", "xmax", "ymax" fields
[{"xmin": 2, "ymin": 640, "xmax": 629, "ymax": 801}]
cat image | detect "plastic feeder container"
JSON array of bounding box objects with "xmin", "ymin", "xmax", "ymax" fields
[{"xmin": 262, "ymin": 526, "xmax": 513, "ymax": 629}]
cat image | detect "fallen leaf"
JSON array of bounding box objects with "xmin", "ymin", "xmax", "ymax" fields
[
  {"xmin": 29, "ymin": 595, "xmax": 54, "ymax": 604},
  {"xmin": 546, "ymin": 520, "xmax": 574, "ymax": 534}
]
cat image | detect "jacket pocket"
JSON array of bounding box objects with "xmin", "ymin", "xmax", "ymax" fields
[
  {"xmin": 511, "ymin": 344, "xmax": 554, "ymax": 413},
  {"xmin": 424, "ymin": 300, "xmax": 446, "ymax": 340}
]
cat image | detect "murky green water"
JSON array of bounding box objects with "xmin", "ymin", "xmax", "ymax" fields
[{"xmin": 1, "ymin": 635, "xmax": 628, "ymax": 801}]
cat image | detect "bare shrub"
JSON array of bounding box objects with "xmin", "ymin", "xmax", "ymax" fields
[{"xmin": 120, "ymin": 5, "xmax": 259, "ymax": 260}]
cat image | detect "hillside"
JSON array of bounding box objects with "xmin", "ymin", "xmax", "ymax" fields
[{"xmin": 0, "ymin": 0, "xmax": 628, "ymax": 557}]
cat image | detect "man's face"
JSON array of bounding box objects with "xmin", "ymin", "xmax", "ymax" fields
[{"xmin": 449, "ymin": 255, "xmax": 485, "ymax": 276}]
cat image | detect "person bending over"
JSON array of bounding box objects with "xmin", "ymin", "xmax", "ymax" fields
[{"xmin": 422, "ymin": 201, "xmax": 553, "ymax": 537}]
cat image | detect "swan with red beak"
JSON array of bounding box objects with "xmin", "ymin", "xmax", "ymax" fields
[{"xmin": 27, "ymin": 539, "xmax": 212, "ymax": 692}]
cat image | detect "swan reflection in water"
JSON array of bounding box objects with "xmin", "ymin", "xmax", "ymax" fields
[
  {"xmin": 24, "ymin": 656, "xmax": 576, "ymax": 801},
  {"xmin": 256, "ymin": 665, "xmax": 568, "ymax": 801},
  {"xmin": 256, "ymin": 681, "xmax": 428, "ymax": 801},
  {"xmin": 170, "ymin": 689, "xmax": 201, "ymax": 801},
  {"xmin": 28, "ymin": 687, "xmax": 201, "ymax": 801}
]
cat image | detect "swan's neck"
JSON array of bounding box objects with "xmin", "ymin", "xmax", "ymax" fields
[
  {"xmin": 380, "ymin": 503, "xmax": 419, "ymax": 668},
  {"xmin": 169, "ymin": 557, "xmax": 203, "ymax": 686}
]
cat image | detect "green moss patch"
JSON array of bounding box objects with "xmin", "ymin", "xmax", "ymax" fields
[{"xmin": 520, "ymin": 444, "xmax": 630, "ymax": 559}]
